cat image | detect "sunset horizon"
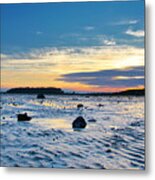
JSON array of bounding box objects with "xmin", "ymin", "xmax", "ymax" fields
[
  {"xmin": 1, "ymin": 1, "xmax": 144, "ymax": 92},
  {"xmin": 1, "ymin": 0, "xmax": 145, "ymax": 170}
]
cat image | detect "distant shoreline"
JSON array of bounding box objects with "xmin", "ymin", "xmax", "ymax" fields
[{"xmin": 2, "ymin": 87, "xmax": 145, "ymax": 96}]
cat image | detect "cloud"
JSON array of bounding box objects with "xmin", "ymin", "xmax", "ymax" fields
[
  {"xmin": 1, "ymin": 45, "xmax": 144, "ymax": 90},
  {"xmin": 1, "ymin": 54, "xmax": 10, "ymax": 60},
  {"xmin": 112, "ymin": 19, "xmax": 139, "ymax": 26},
  {"xmin": 58, "ymin": 66, "xmax": 144, "ymax": 88},
  {"xmin": 1, "ymin": 45, "xmax": 144, "ymax": 73},
  {"xmin": 103, "ymin": 39, "xmax": 116, "ymax": 46},
  {"xmin": 84, "ymin": 26, "xmax": 95, "ymax": 31},
  {"xmin": 36, "ymin": 31, "xmax": 43, "ymax": 35},
  {"xmin": 60, "ymin": 33, "xmax": 118, "ymax": 47},
  {"xmin": 125, "ymin": 29, "xmax": 145, "ymax": 37}
]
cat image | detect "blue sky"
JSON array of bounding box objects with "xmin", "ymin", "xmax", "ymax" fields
[
  {"xmin": 1, "ymin": 1, "xmax": 145, "ymax": 92},
  {"xmin": 1, "ymin": 1, "xmax": 144, "ymax": 54}
]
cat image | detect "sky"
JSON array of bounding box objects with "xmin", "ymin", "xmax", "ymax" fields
[{"xmin": 1, "ymin": 0, "xmax": 145, "ymax": 92}]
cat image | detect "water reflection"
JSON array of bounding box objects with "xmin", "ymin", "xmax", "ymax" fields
[{"xmin": 32, "ymin": 118, "xmax": 71, "ymax": 130}]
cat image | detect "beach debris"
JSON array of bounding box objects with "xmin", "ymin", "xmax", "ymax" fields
[
  {"xmin": 17, "ymin": 113, "xmax": 32, "ymax": 121},
  {"xmin": 88, "ymin": 119, "xmax": 97, "ymax": 123},
  {"xmin": 37, "ymin": 93, "xmax": 45, "ymax": 99},
  {"xmin": 72, "ymin": 116, "xmax": 87, "ymax": 129},
  {"xmin": 77, "ymin": 104, "xmax": 84, "ymax": 109}
]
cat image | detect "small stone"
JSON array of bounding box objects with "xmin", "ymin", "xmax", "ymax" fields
[
  {"xmin": 106, "ymin": 149, "xmax": 112, "ymax": 153},
  {"xmin": 77, "ymin": 104, "xmax": 84, "ymax": 109},
  {"xmin": 98, "ymin": 104, "xmax": 104, "ymax": 107},
  {"xmin": 88, "ymin": 119, "xmax": 97, "ymax": 123},
  {"xmin": 37, "ymin": 94, "xmax": 45, "ymax": 99}
]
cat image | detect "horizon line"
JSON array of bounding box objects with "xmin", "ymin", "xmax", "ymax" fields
[{"xmin": 1, "ymin": 86, "xmax": 145, "ymax": 94}]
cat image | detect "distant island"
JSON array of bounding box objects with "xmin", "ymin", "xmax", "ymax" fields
[
  {"xmin": 5, "ymin": 87, "xmax": 145, "ymax": 96},
  {"xmin": 106, "ymin": 89, "xmax": 145, "ymax": 96},
  {"xmin": 6, "ymin": 87, "xmax": 64, "ymax": 95}
]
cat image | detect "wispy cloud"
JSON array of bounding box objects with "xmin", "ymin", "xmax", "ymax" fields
[
  {"xmin": 1, "ymin": 45, "xmax": 144, "ymax": 72},
  {"xmin": 84, "ymin": 26, "xmax": 95, "ymax": 31},
  {"xmin": 125, "ymin": 29, "xmax": 145, "ymax": 37},
  {"xmin": 1, "ymin": 45, "xmax": 144, "ymax": 90},
  {"xmin": 36, "ymin": 31, "xmax": 43, "ymax": 35},
  {"xmin": 112, "ymin": 19, "xmax": 139, "ymax": 26},
  {"xmin": 103, "ymin": 39, "xmax": 116, "ymax": 46}
]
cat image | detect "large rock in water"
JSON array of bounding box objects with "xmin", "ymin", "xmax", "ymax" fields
[
  {"xmin": 17, "ymin": 113, "xmax": 32, "ymax": 121},
  {"xmin": 37, "ymin": 94, "xmax": 45, "ymax": 99},
  {"xmin": 72, "ymin": 116, "xmax": 87, "ymax": 129}
]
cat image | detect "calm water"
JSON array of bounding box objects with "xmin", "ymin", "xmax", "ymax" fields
[{"xmin": 0, "ymin": 94, "xmax": 145, "ymax": 169}]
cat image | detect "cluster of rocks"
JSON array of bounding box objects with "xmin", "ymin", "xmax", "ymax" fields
[
  {"xmin": 16, "ymin": 97, "xmax": 97, "ymax": 130},
  {"xmin": 16, "ymin": 113, "xmax": 96, "ymax": 131},
  {"xmin": 16, "ymin": 94, "xmax": 45, "ymax": 121}
]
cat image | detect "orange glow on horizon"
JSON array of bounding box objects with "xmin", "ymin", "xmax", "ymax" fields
[
  {"xmin": 1, "ymin": 46, "xmax": 144, "ymax": 92},
  {"xmin": 1, "ymin": 70, "xmax": 144, "ymax": 93}
]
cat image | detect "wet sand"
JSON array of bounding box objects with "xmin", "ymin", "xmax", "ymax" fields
[{"xmin": 0, "ymin": 94, "xmax": 145, "ymax": 169}]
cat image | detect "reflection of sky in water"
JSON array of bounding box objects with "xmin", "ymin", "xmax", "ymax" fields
[{"xmin": 32, "ymin": 118, "xmax": 71, "ymax": 130}]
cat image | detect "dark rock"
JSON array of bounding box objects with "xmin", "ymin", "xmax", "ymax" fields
[
  {"xmin": 77, "ymin": 104, "xmax": 84, "ymax": 109},
  {"xmin": 37, "ymin": 94, "xmax": 45, "ymax": 99},
  {"xmin": 130, "ymin": 121, "xmax": 141, "ymax": 127},
  {"xmin": 72, "ymin": 116, "xmax": 87, "ymax": 129},
  {"xmin": 98, "ymin": 104, "xmax": 104, "ymax": 107},
  {"xmin": 12, "ymin": 102, "xmax": 17, "ymax": 106},
  {"xmin": 104, "ymin": 143, "xmax": 110, "ymax": 147},
  {"xmin": 88, "ymin": 119, "xmax": 97, "ymax": 123},
  {"xmin": 17, "ymin": 113, "xmax": 32, "ymax": 121},
  {"xmin": 27, "ymin": 132, "xmax": 32, "ymax": 136},
  {"xmin": 106, "ymin": 149, "xmax": 112, "ymax": 153}
]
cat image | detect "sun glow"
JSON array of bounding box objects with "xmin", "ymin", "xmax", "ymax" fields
[{"xmin": 1, "ymin": 46, "xmax": 144, "ymax": 92}]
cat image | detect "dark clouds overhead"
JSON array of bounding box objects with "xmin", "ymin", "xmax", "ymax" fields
[{"xmin": 58, "ymin": 66, "xmax": 144, "ymax": 88}]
